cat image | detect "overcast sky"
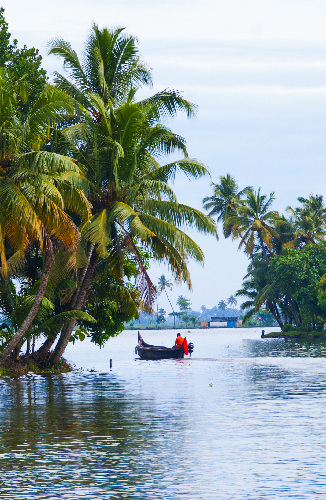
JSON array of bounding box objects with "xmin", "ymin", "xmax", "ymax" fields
[{"xmin": 3, "ymin": 0, "xmax": 326, "ymax": 313}]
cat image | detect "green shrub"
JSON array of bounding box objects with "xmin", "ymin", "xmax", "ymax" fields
[
  {"xmin": 282, "ymin": 324, "xmax": 295, "ymax": 333},
  {"xmin": 299, "ymin": 321, "xmax": 312, "ymax": 332}
]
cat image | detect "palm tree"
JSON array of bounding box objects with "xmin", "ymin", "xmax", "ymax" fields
[
  {"xmin": 236, "ymin": 256, "xmax": 285, "ymax": 329},
  {"xmin": 286, "ymin": 194, "xmax": 326, "ymax": 247},
  {"xmin": 49, "ymin": 24, "xmax": 152, "ymax": 111},
  {"xmin": 230, "ymin": 188, "xmax": 280, "ymax": 263},
  {"xmin": 49, "ymin": 24, "xmax": 196, "ymax": 132},
  {"xmin": 157, "ymin": 274, "xmax": 176, "ymax": 328},
  {"xmin": 203, "ymin": 174, "xmax": 251, "ymax": 237},
  {"xmin": 49, "ymin": 27, "xmax": 218, "ymax": 363},
  {"xmin": 218, "ymin": 300, "xmax": 227, "ymax": 311},
  {"xmin": 52, "ymin": 98, "xmax": 217, "ymax": 363},
  {"xmin": 0, "ymin": 71, "xmax": 90, "ymax": 364},
  {"xmin": 227, "ymin": 295, "xmax": 237, "ymax": 309}
]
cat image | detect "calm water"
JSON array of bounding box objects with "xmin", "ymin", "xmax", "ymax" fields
[{"xmin": 2, "ymin": 328, "xmax": 326, "ymax": 499}]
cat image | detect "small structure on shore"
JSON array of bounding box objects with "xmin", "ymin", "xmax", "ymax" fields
[{"xmin": 208, "ymin": 317, "xmax": 242, "ymax": 328}]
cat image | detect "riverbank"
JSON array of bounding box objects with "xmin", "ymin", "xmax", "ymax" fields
[
  {"xmin": 0, "ymin": 352, "xmax": 72, "ymax": 377},
  {"xmin": 263, "ymin": 331, "xmax": 326, "ymax": 339}
]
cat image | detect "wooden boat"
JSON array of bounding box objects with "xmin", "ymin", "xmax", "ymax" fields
[{"xmin": 135, "ymin": 332, "xmax": 186, "ymax": 360}]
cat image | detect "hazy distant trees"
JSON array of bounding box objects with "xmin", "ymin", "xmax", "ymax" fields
[
  {"xmin": 227, "ymin": 295, "xmax": 237, "ymax": 309},
  {"xmin": 157, "ymin": 308, "xmax": 166, "ymax": 324},
  {"xmin": 218, "ymin": 300, "xmax": 227, "ymax": 311}
]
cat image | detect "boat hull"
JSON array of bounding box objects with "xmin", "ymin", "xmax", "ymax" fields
[{"xmin": 136, "ymin": 332, "xmax": 185, "ymax": 360}]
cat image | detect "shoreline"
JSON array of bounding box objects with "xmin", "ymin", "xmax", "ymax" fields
[
  {"xmin": 0, "ymin": 353, "xmax": 72, "ymax": 377},
  {"xmin": 263, "ymin": 331, "xmax": 326, "ymax": 340}
]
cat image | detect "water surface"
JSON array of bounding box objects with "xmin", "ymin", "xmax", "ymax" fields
[{"xmin": 1, "ymin": 328, "xmax": 326, "ymax": 499}]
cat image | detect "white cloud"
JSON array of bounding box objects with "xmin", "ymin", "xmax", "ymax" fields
[{"xmin": 4, "ymin": 0, "xmax": 326, "ymax": 43}]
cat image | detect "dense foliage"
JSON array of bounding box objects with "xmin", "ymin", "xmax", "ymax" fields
[
  {"xmin": 0, "ymin": 13, "xmax": 217, "ymax": 367},
  {"xmin": 0, "ymin": 8, "xmax": 47, "ymax": 115},
  {"xmin": 205, "ymin": 174, "xmax": 326, "ymax": 330}
]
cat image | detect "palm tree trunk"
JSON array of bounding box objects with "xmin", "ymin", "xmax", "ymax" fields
[
  {"xmin": 164, "ymin": 289, "xmax": 175, "ymax": 329},
  {"xmin": 37, "ymin": 243, "xmax": 96, "ymax": 359},
  {"xmin": 267, "ymin": 299, "xmax": 283, "ymax": 329},
  {"xmin": 51, "ymin": 249, "xmax": 98, "ymax": 364},
  {"xmin": 286, "ymin": 294, "xmax": 302, "ymax": 326},
  {"xmin": 70, "ymin": 241, "xmax": 95, "ymax": 310},
  {"xmin": 36, "ymin": 335, "xmax": 58, "ymax": 355},
  {"xmin": 0, "ymin": 242, "xmax": 55, "ymax": 365},
  {"xmin": 258, "ymin": 233, "xmax": 270, "ymax": 264}
]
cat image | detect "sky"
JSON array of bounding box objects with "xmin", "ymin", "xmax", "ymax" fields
[{"xmin": 3, "ymin": 0, "xmax": 326, "ymax": 313}]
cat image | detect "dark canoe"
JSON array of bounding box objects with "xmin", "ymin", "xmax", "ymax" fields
[{"xmin": 135, "ymin": 332, "xmax": 185, "ymax": 360}]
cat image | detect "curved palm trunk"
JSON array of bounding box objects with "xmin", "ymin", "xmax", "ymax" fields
[
  {"xmin": 38, "ymin": 243, "xmax": 96, "ymax": 359},
  {"xmin": 36, "ymin": 244, "xmax": 96, "ymax": 358},
  {"xmin": 0, "ymin": 242, "xmax": 55, "ymax": 365},
  {"xmin": 51, "ymin": 249, "xmax": 98, "ymax": 364},
  {"xmin": 36, "ymin": 335, "xmax": 59, "ymax": 355}
]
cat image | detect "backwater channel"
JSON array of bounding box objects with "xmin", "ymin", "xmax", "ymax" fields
[{"xmin": 1, "ymin": 328, "xmax": 326, "ymax": 499}]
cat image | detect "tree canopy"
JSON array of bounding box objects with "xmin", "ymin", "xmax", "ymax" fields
[
  {"xmin": 0, "ymin": 8, "xmax": 47, "ymax": 115},
  {"xmin": 204, "ymin": 173, "xmax": 326, "ymax": 331},
  {"xmin": 0, "ymin": 19, "xmax": 217, "ymax": 371}
]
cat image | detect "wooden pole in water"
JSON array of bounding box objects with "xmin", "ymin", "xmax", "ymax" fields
[{"xmin": 110, "ymin": 359, "xmax": 112, "ymax": 369}]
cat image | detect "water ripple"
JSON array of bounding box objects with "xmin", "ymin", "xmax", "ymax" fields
[{"xmin": 1, "ymin": 329, "xmax": 326, "ymax": 498}]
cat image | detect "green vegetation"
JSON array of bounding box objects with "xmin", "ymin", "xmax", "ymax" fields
[
  {"xmin": 205, "ymin": 174, "xmax": 326, "ymax": 332},
  {"xmin": 132, "ymin": 293, "xmax": 278, "ymax": 329},
  {"xmin": 263, "ymin": 331, "xmax": 326, "ymax": 339},
  {"xmin": 0, "ymin": 13, "xmax": 217, "ymax": 374},
  {"xmin": 0, "ymin": 8, "xmax": 47, "ymax": 116}
]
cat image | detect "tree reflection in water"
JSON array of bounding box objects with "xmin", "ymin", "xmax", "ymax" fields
[{"xmin": 0, "ymin": 373, "xmax": 177, "ymax": 498}]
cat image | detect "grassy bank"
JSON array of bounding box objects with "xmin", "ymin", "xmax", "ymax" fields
[
  {"xmin": 263, "ymin": 331, "xmax": 326, "ymax": 339},
  {"xmin": 0, "ymin": 352, "xmax": 72, "ymax": 377}
]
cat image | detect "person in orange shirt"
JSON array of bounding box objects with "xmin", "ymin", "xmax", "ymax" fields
[{"xmin": 174, "ymin": 333, "xmax": 184, "ymax": 348}]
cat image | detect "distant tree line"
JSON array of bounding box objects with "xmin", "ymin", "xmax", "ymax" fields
[{"xmin": 130, "ymin": 276, "xmax": 277, "ymax": 328}]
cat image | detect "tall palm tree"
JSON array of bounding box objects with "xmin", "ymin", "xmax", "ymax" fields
[
  {"xmin": 48, "ymin": 26, "xmax": 218, "ymax": 363},
  {"xmin": 203, "ymin": 174, "xmax": 251, "ymax": 237},
  {"xmin": 157, "ymin": 274, "xmax": 176, "ymax": 328},
  {"xmin": 51, "ymin": 95, "xmax": 217, "ymax": 363},
  {"xmin": 230, "ymin": 188, "xmax": 280, "ymax": 263},
  {"xmin": 0, "ymin": 71, "xmax": 90, "ymax": 364}
]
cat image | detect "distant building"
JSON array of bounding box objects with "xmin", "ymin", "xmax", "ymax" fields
[
  {"xmin": 208, "ymin": 317, "xmax": 242, "ymax": 328},
  {"xmin": 201, "ymin": 321, "xmax": 208, "ymax": 328}
]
